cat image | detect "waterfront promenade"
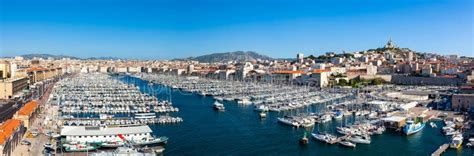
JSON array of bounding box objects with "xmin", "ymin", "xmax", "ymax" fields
[{"xmin": 11, "ymin": 80, "xmax": 58, "ymax": 156}]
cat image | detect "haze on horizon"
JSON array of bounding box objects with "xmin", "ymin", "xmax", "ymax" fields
[{"xmin": 0, "ymin": 0, "xmax": 472, "ymax": 59}]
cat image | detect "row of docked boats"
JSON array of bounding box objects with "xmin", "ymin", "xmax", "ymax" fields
[
  {"xmin": 63, "ymin": 136, "xmax": 168, "ymax": 152},
  {"xmin": 136, "ymin": 73, "xmax": 352, "ymax": 112},
  {"xmin": 62, "ymin": 114, "xmax": 183, "ymax": 126},
  {"xmin": 51, "ymin": 73, "xmax": 180, "ymax": 115},
  {"xmin": 51, "ymin": 73, "xmax": 182, "ymax": 126},
  {"xmin": 311, "ymin": 132, "xmax": 371, "ymax": 148}
]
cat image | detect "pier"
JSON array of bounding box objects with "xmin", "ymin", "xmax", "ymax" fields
[
  {"xmin": 431, "ymin": 143, "xmax": 449, "ymax": 156},
  {"xmin": 62, "ymin": 115, "xmax": 183, "ymax": 126}
]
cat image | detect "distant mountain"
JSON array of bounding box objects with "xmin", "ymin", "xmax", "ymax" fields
[
  {"xmin": 19, "ymin": 54, "xmax": 81, "ymax": 60},
  {"xmin": 11, "ymin": 54, "xmax": 123, "ymax": 60},
  {"xmin": 183, "ymin": 51, "xmax": 273, "ymax": 63}
]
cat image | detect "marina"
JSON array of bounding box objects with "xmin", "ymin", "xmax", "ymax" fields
[
  {"xmin": 116, "ymin": 74, "xmax": 473, "ymax": 155},
  {"xmin": 46, "ymin": 73, "xmax": 180, "ymax": 154},
  {"xmin": 136, "ymin": 73, "xmax": 354, "ymax": 112}
]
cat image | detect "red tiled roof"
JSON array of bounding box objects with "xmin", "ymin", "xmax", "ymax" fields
[
  {"xmin": 312, "ymin": 69, "xmax": 330, "ymax": 73},
  {"xmin": 0, "ymin": 119, "xmax": 21, "ymax": 145},
  {"xmin": 272, "ymin": 70, "xmax": 305, "ymax": 74},
  {"xmin": 17, "ymin": 100, "xmax": 38, "ymax": 116}
]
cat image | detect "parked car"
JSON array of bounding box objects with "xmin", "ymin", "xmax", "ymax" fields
[
  {"xmin": 43, "ymin": 143, "xmax": 54, "ymax": 149},
  {"xmin": 20, "ymin": 140, "xmax": 31, "ymax": 145}
]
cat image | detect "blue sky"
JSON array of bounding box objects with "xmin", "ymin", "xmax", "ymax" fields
[{"xmin": 0, "ymin": 0, "xmax": 472, "ymax": 59}]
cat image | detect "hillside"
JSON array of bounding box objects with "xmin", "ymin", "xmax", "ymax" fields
[{"xmin": 184, "ymin": 51, "xmax": 273, "ymax": 63}]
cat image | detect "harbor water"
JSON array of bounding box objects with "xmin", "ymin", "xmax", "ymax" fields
[{"xmin": 119, "ymin": 75, "xmax": 473, "ymax": 156}]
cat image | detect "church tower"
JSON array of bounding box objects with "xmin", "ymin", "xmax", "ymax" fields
[{"xmin": 384, "ymin": 38, "xmax": 396, "ymax": 49}]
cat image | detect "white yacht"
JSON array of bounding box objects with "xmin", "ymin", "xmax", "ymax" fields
[
  {"xmin": 213, "ymin": 101, "xmax": 225, "ymax": 111},
  {"xmin": 134, "ymin": 113, "xmax": 156, "ymax": 119},
  {"xmin": 350, "ymin": 135, "xmax": 371, "ymax": 144}
]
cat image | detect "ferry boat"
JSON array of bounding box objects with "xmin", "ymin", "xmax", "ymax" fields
[
  {"xmin": 403, "ymin": 117, "xmax": 425, "ymax": 135},
  {"xmin": 61, "ymin": 125, "xmax": 167, "ymax": 147},
  {"xmin": 213, "ymin": 101, "xmax": 225, "ymax": 111},
  {"xmin": 450, "ymin": 134, "xmax": 463, "ymax": 149},
  {"xmin": 134, "ymin": 113, "xmax": 156, "ymax": 119}
]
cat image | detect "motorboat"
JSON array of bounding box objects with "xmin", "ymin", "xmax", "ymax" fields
[
  {"xmin": 63, "ymin": 143, "xmax": 97, "ymax": 152},
  {"xmin": 132, "ymin": 136, "xmax": 168, "ymax": 146},
  {"xmin": 333, "ymin": 111, "xmax": 343, "ymax": 120},
  {"xmin": 350, "ymin": 135, "xmax": 371, "ymax": 144},
  {"xmin": 134, "ymin": 113, "xmax": 156, "ymax": 119},
  {"xmin": 277, "ymin": 116, "xmax": 300, "ymax": 127},
  {"xmin": 339, "ymin": 140, "xmax": 356, "ymax": 148},
  {"xmin": 213, "ymin": 101, "xmax": 225, "ymax": 111},
  {"xmin": 100, "ymin": 141, "xmax": 125, "ymax": 148},
  {"xmin": 254, "ymin": 105, "xmax": 269, "ymax": 112},
  {"xmin": 450, "ymin": 134, "xmax": 463, "ymax": 149},
  {"xmin": 403, "ymin": 119, "xmax": 425, "ymax": 135},
  {"xmin": 311, "ymin": 133, "xmax": 337, "ymax": 144}
]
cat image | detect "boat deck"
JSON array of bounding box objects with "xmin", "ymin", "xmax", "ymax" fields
[{"xmin": 328, "ymin": 135, "xmax": 350, "ymax": 144}]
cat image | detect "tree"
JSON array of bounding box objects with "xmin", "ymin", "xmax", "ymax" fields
[
  {"xmin": 338, "ymin": 79, "xmax": 348, "ymax": 86},
  {"xmin": 371, "ymin": 78, "xmax": 385, "ymax": 85}
]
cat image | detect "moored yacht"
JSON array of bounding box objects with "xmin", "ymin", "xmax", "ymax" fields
[
  {"xmin": 134, "ymin": 113, "xmax": 156, "ymax": 119},
  {"xmin": 213, "ymin": 101, "xmax": 225, "ymax": 111},
  {"xmin": 450, "ymin": 134, "xmax": 463, "ymax": 149},
  {"xmin": 403, "ymin": 118, "xmax": 425, "ymax": 135},
  {"xmin": 350, "ymin": 135, "xmax": 371, "ymax": 144}
]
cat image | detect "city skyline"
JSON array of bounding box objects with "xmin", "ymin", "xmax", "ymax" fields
[{"xmin": 1, "ymin": 0, "xmax": 473, "ymax": 59}]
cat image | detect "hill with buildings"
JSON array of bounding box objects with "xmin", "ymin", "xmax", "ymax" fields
[{"xmin": 183, "ymin": 51, "xmax": 273, "ymax": 63}]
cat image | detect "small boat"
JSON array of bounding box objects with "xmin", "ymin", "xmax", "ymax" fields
[
  {"xmin": 134, "ymin": 113, "xmax": 156, "ymax": 119},
  {"xmin": 336, "ymin": 127, "xmax": 351, "ymax": 135},
  {"xmin": 154, "ymin": 146, "xmax": 165, "ymax": 153},
  {"xmin": 278, "ymin": 116, "xmax": 300, "ymax": 127},
  {"xmin": 100, "ymin": 141, "xmax": 125, "ymax": 148},
  {"xmin": 99, "ymin": 114, "xmax": 114, "ymax": 120},
  {"xmin": 339, "ymin": 141, "xmax": 356, "ymax": 148},
  {"xmin": 350, "ymin": 135, "xmax": 371, "ymax": 144},
  {"xmin": 319, "ymin": 114, "xmax": 332, "ymax": 123},
  {"xmin": 450, "ymin": 134, "xmax": 463, "ymax": 149},
  {"xmin": 403, "ymin": 119, "xmax": 425, "ymax": 135},
  {"xmin": 299, "ymin": 132, "xmax": 309, "ymax": 145},
  {"xmin": 373, "ymin": 126, "xmax": 385, "ymax": 135},
  {"xmin": 213, "ymin": 101, "xmax": 225, "ymax": 111},
  {"xmin": 333, "ymin": 111, "xmax": 343, "ymax": 120},
  {"xmin": 64, "ymin": 144, "xmax": 97, "ymax": 152},
  {"xmin": 311, "ymin": 133, "xmax": 328, "ymax": 143},
  {"xmin": 132, "ymin": 136, "xmax": 168, "ymax": 146},
  {"xmin": 112, "ymin": 146, "xmax": 141, "ymax": 155},
  {"xmin": 259, "ymin": 112, "xmax": 267, "ymax": 118},
  {"xmin": 255, "ymin": 105, "xmax": 269, "ymax": 112},
  {"xmin": 311, "ymin": 133, "xmax": 337, "ymax": 144},
  {"xmin": 430, "ymin": 122, "xmax": 437, "ymax": 128}
]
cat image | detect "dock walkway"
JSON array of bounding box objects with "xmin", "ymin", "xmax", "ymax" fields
[{"xmin": 431, "ymin": 143, "xmax": 449, "ymax": 156}]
